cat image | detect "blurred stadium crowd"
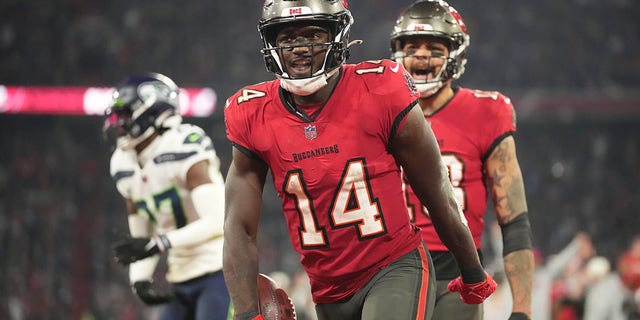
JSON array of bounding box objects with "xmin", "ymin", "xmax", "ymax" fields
[
  {"xmin": 1, "ymin": 0, "xmax": 639, "ymax": 319},
  {"xmin": 1, "ymin": 0, "xmax": 638, "ymax": 95}
]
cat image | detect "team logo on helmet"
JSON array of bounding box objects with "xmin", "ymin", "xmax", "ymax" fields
[{"xmin": 448, "ymin": 7, "xmax": 467, "ymax": 34}]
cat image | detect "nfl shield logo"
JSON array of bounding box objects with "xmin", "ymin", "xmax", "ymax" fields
[{"xmin": 304, "ymin": 125, "xmax": 317, "ymax": 140}]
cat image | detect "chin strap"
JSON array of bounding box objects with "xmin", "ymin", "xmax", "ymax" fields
[
  {"xmin": 416, "ymin": 82, "xmax": 444, "ymax": 98},
  {"xmin": 279, "ymin": 67, "xmax": 340, "ymax": 96},
  {"xmin": 347, "ymin": 39, "xmax": 363, "ymax": 48}
]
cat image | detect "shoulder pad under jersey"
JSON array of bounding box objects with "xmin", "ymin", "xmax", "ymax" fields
[
  {"xmin": 109, "ymin": 148, "xmax": 137, "ymax": 197},
  {"xmin": 225, "ymin": 81, "xmax": 277, "ymax": 111},
  {"xmin": 350, "ymin": 59, "xmax": 418, "ymax": 97}
]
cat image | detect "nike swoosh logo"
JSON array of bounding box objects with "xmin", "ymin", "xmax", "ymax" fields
[{"xmin": 389, "ymin": 62, "xmax": 401, "ymax": 73}]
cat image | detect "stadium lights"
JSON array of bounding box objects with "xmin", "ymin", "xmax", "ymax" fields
[{"xmin": 0, "ymin": 86, "xmax": 217, "ymax": 117}]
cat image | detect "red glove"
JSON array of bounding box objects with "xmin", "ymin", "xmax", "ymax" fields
[
  {"xmin": 447, "ymin": 272, "xmax": 497, "ymax": 304},
  {"xmin": 234, "ymin": 312, "xmax": 265, "ymax": 320}
]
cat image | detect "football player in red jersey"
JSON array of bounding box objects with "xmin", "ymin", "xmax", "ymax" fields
[
  {"xmin": 222, "ymin": 1, "xmax": 496, "ymax": 320},
  {"xmin": 390, "ymin": 1, "xmax": 535, "ymax": 319}
]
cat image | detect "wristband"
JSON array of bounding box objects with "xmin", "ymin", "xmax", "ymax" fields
[
  {"xmin": 501, "ymin": 212, "xmax": 533, "ymax": 256},
  {"xmin": 460, "ymin": 265, "xmax": 486, "ymax": 283},
  {"xmin": 508, "ymin": 312, "xmax": 530, "ymax": 320},
  {"xmin": 153, "ymin": 234, "xmax": 172, "ymax": 252}
]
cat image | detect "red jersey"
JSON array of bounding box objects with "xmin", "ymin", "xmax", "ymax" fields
[
  {"xmin": 225, "ymin": 60, "xmax": 423, "ymax": 303},
  {"xmin": 404, "ymin": 88, "xmax": 516, "ymax": 252}
]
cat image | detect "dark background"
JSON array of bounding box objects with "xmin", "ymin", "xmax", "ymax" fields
[{"xmin": 1, "ymin": 0, "xmax": 638, "ymax": 319}]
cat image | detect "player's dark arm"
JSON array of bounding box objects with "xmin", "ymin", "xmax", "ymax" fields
[
  {"xmin": 186, "ymin": 159, "xmax": 213, "ymax": 189},
  {"xmin": 223, "ymin": 147, "xmax": 268, "ymax": 318},
  {"xmin": 390, "ymin": 106, "xmax": 481, "ymax": 272},
  {"xmin": 485, "ymin": 136, "xmax": 534, "ymax": 318}
]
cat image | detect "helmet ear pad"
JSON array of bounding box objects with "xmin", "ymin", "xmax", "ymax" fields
[
  {"xmin": 442, "ymin": 57, "xmax": 458, "ymax": 82},
  {"xmin": 326, "ymin": 41, "xmax": 348, "ymax": 70},
  {"xmin": 263, "ymin": 54, "xmax": 278, "ymax": 74},
  {"xmin": 335, "ymin": 27, "xmax": 353, "ymax": 61}
]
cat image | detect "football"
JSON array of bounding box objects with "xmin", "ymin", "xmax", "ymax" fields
[{"xmin": 257, "ymin": 273, "xmax": 297, "ymax": 320}]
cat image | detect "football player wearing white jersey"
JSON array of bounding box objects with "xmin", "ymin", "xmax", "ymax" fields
[{"xmin": 104, "ymin": 73, "xmax": 231, "ymax": 320}]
